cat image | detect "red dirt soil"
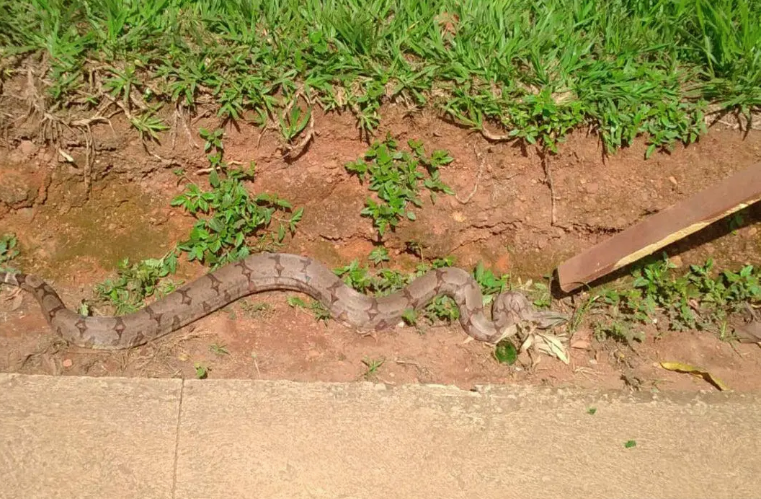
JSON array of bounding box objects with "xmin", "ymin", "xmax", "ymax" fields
[{"xmin": 1, "ymin": 102, "xmax": 761, "ymax": 393}]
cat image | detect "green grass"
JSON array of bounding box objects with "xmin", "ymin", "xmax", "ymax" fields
[
  {"xmin": 287, "ymin": 295, "xmax": 331, "ymax": 323},
  {"xmin": 1, "ymin": 0, "xmax": 758, "ymax": 154},
  {"xmin": 361, "ymin": 356, "xmax": 385, "ymax": 380}
]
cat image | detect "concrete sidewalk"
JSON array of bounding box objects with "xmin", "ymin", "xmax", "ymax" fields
[{"xmin": 1, "ymin": 374, "xmax": 759, "ymax": 499}]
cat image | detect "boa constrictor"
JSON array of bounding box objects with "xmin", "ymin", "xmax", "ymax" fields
[{"xmin": 1, "ymin": 253, "xmax": 567, "ymax": 350}]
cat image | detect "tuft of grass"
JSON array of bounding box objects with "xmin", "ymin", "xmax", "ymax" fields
[
  {"xmin": 362, "ymin": 356, "xmax": 385, "ymax": 380},
  {"xmin": 209, "ymin": 343, "xmax": 229, "ymax": 356},
  {"xmin": 287, "ymin": 296, "xmax": 331, "ymax": 324}
]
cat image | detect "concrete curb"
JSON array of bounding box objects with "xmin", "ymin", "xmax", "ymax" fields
[{"xmin": 2, "ymin": 374, "xmax": 759, "ymax": 499}]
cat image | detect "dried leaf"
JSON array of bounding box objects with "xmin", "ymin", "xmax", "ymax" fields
[
  {"xmin": 540, "ymin": 333, "xmax": 569, "ymax": 364},
  {"xmin": 660, "ymin": 361, "xmax": 729, "ymax": 391},
  {"xmin": 571, "ymin": 339, "xmax": 590, "ymax": 350},
  {"xmin": 10, "ymin": 293, "xmax": 23, "ymax": 311},
  {"xmin": 520, "ymin": 334, "xmax": 534, "ymax": 353},
  {"xmin": 58, "ymin": 149, "xmax": 74, "ymax": 163}
]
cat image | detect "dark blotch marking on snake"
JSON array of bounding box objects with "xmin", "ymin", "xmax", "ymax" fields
[
  {"xmin": 374, "ymin": 319, "xmax": 392, "ymax": 331},
  {"xmin": 47, "ymin": 305, "xmax": 64, "ymax": 320},
  {"xmin": 234, "ymin": 260, "xmax": 255, "ymax": 289},
  {"xmin": 271, "ymin": 254, "xmax": 285, "ymax": 277},
  {"xmin": 327, "ymin": 280, "xmax": 343, "ymax": 305},
  {"xmin": 402, "ymin": 288, "xmax": 419, "ymax": 309},
  {"xmin": 206, "ymin": 274, "xmax": 223, "ymax": 294},
  {"xmin": 366, "ymin": 301, "xmax": 380, "ymax": 321},
  {"xmin": 74, "ymin": 318, "xmax": 87, "ymax": 338},
  {"xmin": 145, "ymin": 306, "xmax": 163, "ymax": 327},
  {"xmin": 177, "ymin": 289, "xmax": 192, "ymax": 306},
  {"xmin": 114, "ymin": 317, "xmax": 127, "ymax": 340}
]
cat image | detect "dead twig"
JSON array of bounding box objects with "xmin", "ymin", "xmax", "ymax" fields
[
  {"xmin": 542, "ymin": 154, "xmax": 557, "ymax": 226},
  {"xmin": 80, "ymin": 125, "xmax": 93, "ymax": 196},
  {"xmin": 479, "ymin": 122, "xmax": 510, "ymax": 142},
  {"xmin": 195, "ymin": 160, "xmax": 244, "ymax": 175},
  {"xmin": 456, "ymin": 144, "xmax": 485, "ymax": 204},
  {"xmin": 172, "ymin": 102, "xmax": 198, "ymax": 150}
]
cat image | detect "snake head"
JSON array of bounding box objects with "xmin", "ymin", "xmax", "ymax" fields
[
  {"xmin": 492, "ymin": 291, "xmax": 569, "ymax": 330},
  {"xmin": 530, "ymin": 309, "xmax": 569, "ymax": 329}
]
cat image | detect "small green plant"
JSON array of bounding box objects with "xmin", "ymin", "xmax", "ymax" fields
[
  {"xmin": 361, "ymin": 356, "xmax": 385, "ymax": 380},
  {"xmin": 172, "ymin": 130, "xmax": 303, "ymax": 267},
  {"xmin": 624, "ymin": 440, "xmax": 637, "ymax": 449},
  {"xmin": 493, "ymin": 340, "xmax": 518, "ymax": 365},
  {"xmin": 569, "ymin": 295, "xmax": 599, "ymax": 333},
  {"xmin": 200, "ymin": 127, "xmax": 225, "ymax": 168},
  {"xmin": 278, "ymin": 103, "xmax": 311, "ymax": 142},
  {"xmin": 728, "ymin": 210, "xmax": 747, "ymax": 233},
  {"xmin": 0, "ymin": 234, "xmax": 19, "ymax": 269},
  {"xmin": 505, "ymin": 89, "xmax": 585, "ymax": 154},
  {"xmin": 130, "ymin": 109, "xmax": 170, "ymax": 141},
  {"xmin": 582, "ymin": 254, "xmax": 761, "ymax": 342},
  {"xmin": 287, "ymin": 296, "xmax": 330, "ymax": 323},
  {"xmin": 194, "ymin": 362, "xmax": 209, "ymax": 379},
  {"xmin": 239, "ymin": 301, "xmax": 272, "ymax": 317},
  {"xmin": 345, "ymin": 135, "xmax": 453, "ymax": 237},
  {"xmin": 587, "ymin": 407, "xmax": 597, "ymax": 415},
  {"xmin": 474, "ymin": 262, "xmax": 509, "ymax": 297},
  {"xmin": 401, "ymin": 308, "xmax": 417, "ymax": 326},
  {"xmin": 368, "ymin": 247, "xmax": 390, "ymax": 266},
  {"xmin": 95, "ymin": 253, "xmax": 178, "ymax": 315},
  {"xmin": 593, "ymin": 319, "xmax": 645, "ymax": 345},
  {"xmin": 209, "ymin": 343, "xmax": 229, "ymax": 356},
  {"xmin": 529, "ymin": 281, "xmax": 552, "ymax": 309}
]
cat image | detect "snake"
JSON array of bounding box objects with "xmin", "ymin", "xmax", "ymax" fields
[{"xmin": 0, "ymin": 253, "xmax": 568, "ymax": 350}]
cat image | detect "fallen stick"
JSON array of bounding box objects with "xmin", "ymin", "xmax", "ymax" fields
[{"xmin": 557, "ymin": 163, "xmax": 761, "ymax": 293}]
